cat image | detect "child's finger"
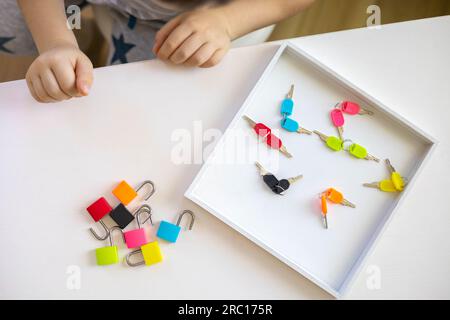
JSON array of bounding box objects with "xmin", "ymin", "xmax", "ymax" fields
[
  {"xmin": 156, "ymin": 25, "xmax": 193, "ymax": 60},
  {"xmin": 184, "ymin": 43, "xmax": 216, "ymax": 67},
  {"xmin": 31, "ymin": 76, "xmax": 57, "ymax": 103},
  {"xmin": 26, "ymin": 77, "xmax": 42, "ymax": 103},
  {"xmin": 153, "ymin": 15, "xmax": 182, "ymax": 54},
  {"xmin": 170, "ymin": 34, "xmax": 204, "ymax": 64},
  {"xmin": 41, "ymin": 69, "xmax": 71, "ymax": 101},
  {"xmin": 200, "ymin": 48, "xmax": 227, "ymax": 68},
  {"xmin": 75, "ymin": 56, "xmax": 93, "ymax": 96},
  {"xmin": 51, "ymin": 62, "xmax": 79, "ymax": 97}
]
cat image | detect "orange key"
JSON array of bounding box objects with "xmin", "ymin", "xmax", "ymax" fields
[
  {"xmin": 321, "ymin": 194, "xmax": 328, "ymax": 229},
  {"xmin": 325, "ymin": 188, "xmax": 355, "ymax": 208}
]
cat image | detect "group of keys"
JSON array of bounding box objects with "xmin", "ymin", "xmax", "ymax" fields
[
  {"xmin": 243, "ymin": 85, "xmax": 407, "ymax": 229},
  {"xmin": 243, "ymin": 85, "xmax": 380, "ymax": 162},
  {"xmin": 85, "ymin": 180, "xmax": 196, "ymax": 267}
]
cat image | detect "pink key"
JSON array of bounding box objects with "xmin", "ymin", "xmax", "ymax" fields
[
  {"xmin": 330, "ymin": 109, "xmax": 345, "ymax": 126},
  {"xmin": 341, "ymin": 101, "xmax": 373, "ymax": 115},
  {"xmin": 330, "ymin": 109, "xmax": 344, "ymax": 139},
  {"xmin": 341, "ymin": 101, "xmax": 360, "ymax": 115}
]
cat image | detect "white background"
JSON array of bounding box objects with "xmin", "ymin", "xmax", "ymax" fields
[{"xmin": 0, "ymin": 16, "xmax": 449, "ymax": 299}]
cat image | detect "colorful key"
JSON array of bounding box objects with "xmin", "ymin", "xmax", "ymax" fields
[
  {"xmin": 340, "ymin": 101, "xmax": 374, "ymax": 115},
  {"xmin": 243, "ymin": 115, "xmax": 292, "ymax": 158},
  {"xmin": 363, "ymin": 180, "xmax": 398, "ymax": 192},
  {"xmin": 281, "ymin": 118, "xmax": 312, "ymax": 134},
  {"xmin": 266, "ymin": 133, "xmax": 292, "ymax": 158},
  {"xmin": 386, "ymin": 159, "xmax": 405, "ymax": 191},
  {"xmin": 325, "ymin": 188, "xmax": 356, "ymax": 208},
  {"xmin": 243, "ymin": 115, "xmax": 272, "ymax": 138},
  {"xmin": 280, "ymin": 85, "xmax": 295, "ymax": 118},
  {"xmin": 255, "ymin": 162, "xmax": 280, "ymax": 191},
  {"xmin": 313, "ymin": 130, "xmax": 343, "ymax": 151},
  {"xmin": 277, "ymin": 175, "xmax": 303, "ymax": 194},
  {"xmin": 330, "ymin": 109, "xmax": 345, "ymax": 139},
  {"xmin": 345, "ymin": 141, "xmax": 380, "ymax": 162},
  {"xmin": 255, "ymin": 162, "xmax": 301, "ymax": 195},
  {"xmin": 320, "ymin": 194, "xmax": 328, "ymax": 229}
]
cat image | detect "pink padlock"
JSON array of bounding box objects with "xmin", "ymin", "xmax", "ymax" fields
[{"xmin": 123, "ymin": 205, "xmax": 153, "ymax": 249}]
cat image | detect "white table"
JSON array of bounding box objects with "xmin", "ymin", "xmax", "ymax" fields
[{"xmin": 0, "ymin": 16, "xmax": 449, "ymax": 299}]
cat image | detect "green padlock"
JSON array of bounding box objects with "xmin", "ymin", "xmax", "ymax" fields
[
  {"xmin": 348, "ymin": 143, "xmax": 368, "ymax": 159},
  {"xmin": 95, "ymin": 226, "xmax": 124, "ymax": 266},
  {"xmin": 325, "ymin": 136, "xmax": 343, "ymax": 151}
]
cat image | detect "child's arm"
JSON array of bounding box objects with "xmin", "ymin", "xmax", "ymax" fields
[
  {"xmin": 153, "ymin": 0, "xmax": 314, "ymax": 67},
  {"xmin": 18, "ymin": 0, "xmax": 93, "ymax": 103}
]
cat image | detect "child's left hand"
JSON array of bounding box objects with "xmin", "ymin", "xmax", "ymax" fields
[{"xmin": 153, "ymin": 7, "xmax": 231, "ymax": 68}]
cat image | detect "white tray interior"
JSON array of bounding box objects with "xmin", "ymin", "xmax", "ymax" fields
[{"xmin": 186, "ymin": 43, "xmax": 435, "ymax": 297}]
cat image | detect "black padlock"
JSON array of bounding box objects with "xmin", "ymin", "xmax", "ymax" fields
[{"xmin": 110, "ymin": 204, "xmax": 151, "ymax": 229}]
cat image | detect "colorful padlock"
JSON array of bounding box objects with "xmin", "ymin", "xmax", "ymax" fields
[
  {"xmin": 86, "ymin": 197, "xmax": 113, "ymax": 240},
  {"xmin": 125, "ymin": 241, "xmax": 163, "ymax": 267},
  {"xmin": 112, "ymin": 180, "xmax": 155, "ymax": 206},
  {"xmin": 156, "ymin": 210, "xmax": 195, "ymax": 243},
  {"xmin": 95, "ymin": 226, "xmax": 124, "ymax": 266},
  {"xmin": 110, "ymin": 204, "xmax": 152, "ymax": 229},
  {"xmin": 123, "ymin": 205, "xmax": 153, "ymax": 249}
]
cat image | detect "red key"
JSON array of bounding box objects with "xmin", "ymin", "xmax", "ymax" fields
[
  {"xmin": 243, "ymin": 115, "xmax": 292, "ymax": 158},
  {"xmin": 266, "ymin": 133, "xmax": 292, "ymax": 158},
  {"xmin": 341, "ymin": 101, "xmax": 373, "ymax": 115},
  {"xmin": 254, "ymin": 123, "xmax": 271, "ymax": 138}
]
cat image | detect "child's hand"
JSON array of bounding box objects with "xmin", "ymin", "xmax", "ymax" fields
[
  {"xmin": 153, "ymin": 8, "xmax": 231, "ymax": 68},
  {"xmin": 26, "ymin": 44, "xmax": 93, "ymax": 103}
]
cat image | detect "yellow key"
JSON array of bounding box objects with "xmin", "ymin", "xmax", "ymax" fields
[
  {"xmin": 386, "ymin": 159, "xmax": 405, "ymax": 191},
  {"xmin": 363, "ymin": 180, "xmax": 398, "ymax": 192}
]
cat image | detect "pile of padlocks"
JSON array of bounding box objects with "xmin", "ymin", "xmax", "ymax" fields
[
  {"xmin": 243, "ymin": 85, "xmax": 407, "ymax": 229},
  {"xmin": 85, "ymin": 180, "xmax": 195, "ymax": 266}
]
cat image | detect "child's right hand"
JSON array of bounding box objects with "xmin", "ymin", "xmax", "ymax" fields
[{"xmin": 25, "ymin": 44, "xmax": 93, "ymax": 103}]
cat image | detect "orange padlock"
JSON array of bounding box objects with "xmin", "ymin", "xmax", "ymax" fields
[{"xmin": 112, "ymin": 180, "xmax": 155, "ymax": 205}]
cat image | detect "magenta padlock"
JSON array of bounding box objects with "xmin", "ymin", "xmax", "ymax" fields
[{"xmin": 123, "ymin": 205, "xmax": 153, "ymax": 249}]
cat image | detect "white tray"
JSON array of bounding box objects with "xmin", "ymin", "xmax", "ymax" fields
[{"xmin": 185, "ymin": 42, "xmax": 436, "ymax": 297}]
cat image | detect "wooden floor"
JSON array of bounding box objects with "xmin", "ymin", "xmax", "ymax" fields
[{"xmin": 1, "ymin": 0, "xmax": 449, "ymax": 83}]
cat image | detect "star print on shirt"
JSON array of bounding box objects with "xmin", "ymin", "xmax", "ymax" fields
[
  {"xmin": 0, "ymin": 36, "xmax": 15, "ymax": 54},
  {"xmin": 111, "ymin": 34, "xmax": 135, "ymax": 64}
]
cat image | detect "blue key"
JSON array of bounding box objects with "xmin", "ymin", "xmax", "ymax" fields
[
  {"xmin": 281, "ymin": 117, "xmax": 298, "ymax": 132},
  {"xmin": 281, "ymin": 98, "xmax": 294, "ymax": 117},
  {"xmin": 281, "ymin": 118, "xmax": 312, "ymax": 135}
]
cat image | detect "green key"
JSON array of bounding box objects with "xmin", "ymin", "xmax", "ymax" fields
[
  {"xmin": 346, "ymin": 142, "xmax": 380, "ymax": 162},
  {"xmin": 326, "ymin": 136, "xmax": 343, "ymax": 151},
  {"xmin": 313, "ymin": 130, "xmax": 343, "ymax": 151},
  {"xmin": 348, "ymin": 143, "xmax": 367, "ymax": 158}
]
